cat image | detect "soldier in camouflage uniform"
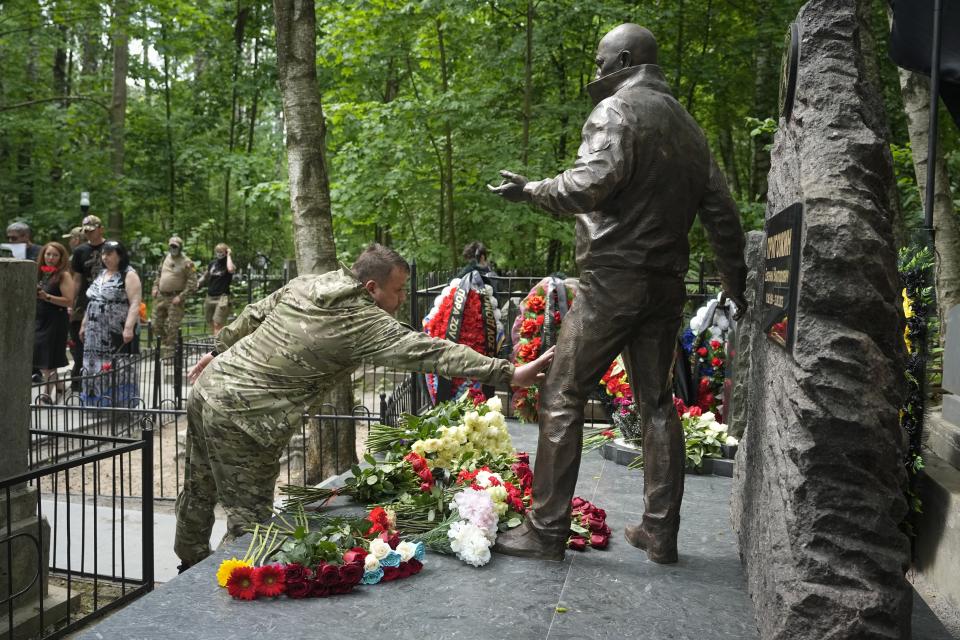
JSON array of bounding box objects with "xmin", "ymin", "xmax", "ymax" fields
[
  {"xmin": 150, "ymin": 236, "xmax": 198, "ymax": 354},
  {"xmin": 173, "ymin": 244, "xmax": 554, "ymax": 569}
]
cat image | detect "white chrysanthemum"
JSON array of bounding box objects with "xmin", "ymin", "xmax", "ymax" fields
[
  {"xmin": 700, "ymin": 412, "xmax": 716, "ymax": 423},
  {"xmin": 485, "ymin": 396, "xmax": 502, "ymax": 413},
  {"xmin": 364, "ymin": 553, "xmax": 380, "ymax": 572},
  {"xmin": 450, "ymin": 278, "xmax": 461, "ymax": 287},
  {"xmin": 448, "ymin": 521, "xmax": 493, "ymax": 567},
  {"xmin": 725, "ymin": 435, "xmax": 739, "ymax": 446},
  {"xmin": 463, "ymin": 411, "xmax": 481, "ymax": 428},
  {"xmin": 369, "ymin": 538, "xmax": 391, "ymax": 560}
]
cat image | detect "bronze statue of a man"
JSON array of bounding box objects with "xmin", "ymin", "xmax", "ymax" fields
[{"xmin": 489, "ymin": 23, "xmax": 747, "ymax": 563}]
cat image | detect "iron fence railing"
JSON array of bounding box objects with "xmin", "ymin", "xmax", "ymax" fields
[{"xmin": 2, "ymin": 429, "xmax": 153, "ymax": 640}]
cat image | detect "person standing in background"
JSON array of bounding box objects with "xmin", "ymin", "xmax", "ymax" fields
[
  {"xmin": 151, "ymin": 236, "xmax": 198, "ymax": 354},
  {"xmin": 69, "ymin": 214, "xmax": 108, "ymax": 391},
  {"xmin": 33, "ymin": 242, "xmax": 75, "ymax": 403},
  {"xmin": 5, "ymin": 221, "xmax": 41, "ymax": 260},
  {"xmin": 199, "ymin": 243, "xmax": 235, "ymax": 335}
]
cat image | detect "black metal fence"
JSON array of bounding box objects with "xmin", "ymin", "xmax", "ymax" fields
[{"xmin": 2, "ymin": 429, "xmax": 153, "ymax": 640}]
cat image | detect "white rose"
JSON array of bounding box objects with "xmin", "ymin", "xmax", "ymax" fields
[
  {"xmin": 701, "ymin": 412, "xmax": 716, "ymax": 423},
  {"xmin": 485, "ymin": 395, "xmax": 502, "ymax": 413},
  {"xmin": 396, "ymin": 541, "xmax": 417, "ymax": 562},
  {"xmin": 369, "ymin": 538, "xmax": 391, "ymax": 560},
  {"xmin": 725, "ymin": 435, "xmax": 739, "ymax": 446},
  {"xmin": 364, "ymin": 553, "xmax": 380, "ymax": 572}
]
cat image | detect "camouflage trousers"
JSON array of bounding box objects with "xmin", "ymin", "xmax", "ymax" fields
[
  {"xmin": 174, "ymin": 391, "xmax": 284, "ymax": 566},
  {"xmin": 152, "ymin": 294, "xmax": 185, "ymax": 351}
]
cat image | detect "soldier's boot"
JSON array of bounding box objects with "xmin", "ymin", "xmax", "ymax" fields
[
  {"xmin": 492, "ymin": 519, "xmax": 566, "ymax": 561},
  {"xmin": 624, "ymin": 522, "xmax": 678, "ymax": 564}
]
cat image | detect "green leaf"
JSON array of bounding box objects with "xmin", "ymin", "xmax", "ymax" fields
[
  {"xmin": 506, "ymin": 517, "xmax": 521, "ymax": 528},
  {"xmin": 363, "ymin": 453, "xmax": 377, "ymax": 466},
  {"xmin": 366, "ymin": 475, "xmax": 379, "ymax": 486}
]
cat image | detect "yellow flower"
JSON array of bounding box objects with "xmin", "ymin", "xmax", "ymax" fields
[
  {"xmin": 216, "ymin": 558, "xmax": 251, "ymax": 587},
  {"xmin": 902, "ymin": 288, "xmax": 914, "ymax": 319}
]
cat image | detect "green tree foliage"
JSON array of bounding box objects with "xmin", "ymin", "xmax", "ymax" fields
[{"xmin": 2, "ymin": 0, "xmax": 956, "ymax": 275}]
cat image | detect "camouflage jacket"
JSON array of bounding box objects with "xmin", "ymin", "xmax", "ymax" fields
[{"xmin": 194, "ymin": 267, "xmax": 514, "ymax": 448}]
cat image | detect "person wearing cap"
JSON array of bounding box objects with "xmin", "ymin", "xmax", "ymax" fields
[
  {"xmin": 62, "ymin": 227, "xmax": 84, "ymax": 251},
  {"xmin": 151, "ymin": 236, "xmax": 198, "ymax": 355},
  {"xmin": 69, "ymin": 214, "xmax": 108, "ymax": 390}
]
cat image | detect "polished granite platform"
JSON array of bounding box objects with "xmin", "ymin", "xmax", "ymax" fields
[{"xmin": 77, "ymin": 421, "xmax": 954, "ymax": 640}]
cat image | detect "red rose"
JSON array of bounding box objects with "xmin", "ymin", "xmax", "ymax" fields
[
  {"xmin": 585, "ymin": 514, "xmax": 606, "ymax": 532},
  {"xmin": 396, "ymin": 562, "xmax": 413, "ymax": 579},
  {"xmin": 710, "ymin": 339, "xmax": 721, "ymax": 349},
  {"xmin": 317, "ymin": 563, "xmax": 341, "ymax": 586},
  {"xmin": 590, "ymin": 533, "xmax": 610, "ymax": 549},
  {"xmin": 407, "ymin": 559, "xmax": 423, "ymax": 575},
  {"xmin": 284, "ymin": 579, "xmax": 311, "ymax": 599},
  {"xmin": 601, "ymin": 430, "xmax": 615, "ymax": 439},
  {"xmin": 571, "ymin": 496, "xmax": 586, "ymax": 509},
  {"xmin": 687, "ymin": 406, "xmax": 702, "ymax": 417},
  {"xmin": 381, "ymin": 566, "xmax": 400, "ymax": 582},
  {"xmin": 226, "ymin": 565, "xmax": 258, "ymax": 600},
  {"xmin": 711, "ymin": 357, "xmax": 722, "ymax": 367},
  {"xmin": 284, "ymin": 563, "xmax": 311, "ymax": 581},
  {"xmin": 515, "ymin": 452, "xmax": 530, "ymax": 465},
  {"xmin": 310, "ymin": 582, "xmax": 331, "ymax": 597},
  {"xmin": 101, "ymin": 362, "xmax": 113, "ymax": 372},
  {"xmin": 381, "ymin": 531, "xmax": 401, "ymax": 549},
  {"xmin": 699, "ymin": 377, "xmax": 710, "ymax": 390},
  {"xmin": 697, "ymin": 347, "xmax": 708, "ymax": 357},
  {"xmin": 252, "ymin": 564, "xmax": 285, "ymax": 598},
  {"xmin": 673, "ymin": 396, "xmax": 688, "ymax": 416},
  {"xmin": 339, "ymin": 562, "xmax": 364, "ymax": 585},
  {"xmin": 342, "ymin": 547, "xmax": 366, "ymax": 565},
  {"xmin": 553, "ymin": 311, "xmax": 561, "ymax": 324},
  {"xmin": 568, "ymin": 535, "xmax": 588, "ymax": 551},
  {"xmin": 366, "ymin": 506, "xmax": 392, "ymax": 535},
  {"xmin": 526, "ymin": 295, "xmax": 546, "ymax": 313}
]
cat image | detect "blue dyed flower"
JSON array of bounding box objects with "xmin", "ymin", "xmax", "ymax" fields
[
  {"xmin": 380, "ymin": 550, "xmax": 402, "ymax": 568},
  {"xmin": 413, "ymin": 541, "xmax": 425, "ymax": 562},
  {"xmin": 681, "ymin": 329, "xmax": 695, "ymax": 354},
  {"xmin": 361, "ymin": 568, "xmax": 384, "ymax": 585}
]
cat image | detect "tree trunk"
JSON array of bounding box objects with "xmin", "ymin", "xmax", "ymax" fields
[
  {"xmin": 224, "ymin": 0, "xmax": 250, "ymax": 243},
  {"xmin": 436, "ymin": 18, "xmax": 457, "ymax": 267},
  {"xmin": 108, "ymin": 0, "xmax": 129, "ymax": 236},
  {"xmin": 274, "ymin": 0, "xmax": 354, "ymax": 480},
  {"xmin": 162, "ymin": 23, "xmax": 176, "ymax": 228},
  {"xmin": 718, "ymin": 126, "xmax": 742, "ymax": 199},
  {"xmin": 899, "ymin": 69, "xmax": 960, "ymax": 339}
]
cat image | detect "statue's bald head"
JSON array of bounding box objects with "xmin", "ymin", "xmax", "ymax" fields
[{"xmin": 595, "ymin": 23, "xmax": 658, "ymax": 80}]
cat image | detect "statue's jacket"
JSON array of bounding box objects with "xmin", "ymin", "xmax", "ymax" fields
[
  {"xmin": 194, "ymin": 268, "xmax": 514, "ymax": 448},
  {"xmin": 524, "ymin": 64, "xmax": 746, "ymax": 295}
]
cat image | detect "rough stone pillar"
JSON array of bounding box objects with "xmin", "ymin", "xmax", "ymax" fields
[
  {"xmin": 730, "ymin": 2, "xmax": 912, "ymax": 639},
  {"xmin": 0, "ymin": 259, "xmax": 72, "ymax": 639},
  {"xmin": 728, "ymin": 231, "xmax": 764, "ymax": 439}
]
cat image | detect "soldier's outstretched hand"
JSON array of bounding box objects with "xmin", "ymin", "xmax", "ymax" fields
[
  {"xmin": 511, "ymin": 345, "xmax": 556, "ymax": 387},
  {"xmin": 188, "ymin": 352, "xmax": 216, "ymax": 384}
]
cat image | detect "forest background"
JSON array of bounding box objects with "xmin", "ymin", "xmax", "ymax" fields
[{"xmin": 1, "ymin": 0, "xmax": 958, "ymax": 279}]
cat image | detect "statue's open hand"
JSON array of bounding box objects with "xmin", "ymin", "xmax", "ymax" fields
[
  {"xmin": 487, "ymin": 170, "xmax": 530, "ymax": 203},
  {"xmin": 511, "ymin": 346, "xmax": 556, "ymax": 387}
]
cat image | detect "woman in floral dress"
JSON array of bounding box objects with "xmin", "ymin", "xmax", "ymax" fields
[{"xmin": 79, "ymin": 241, "xmax": 142, "ymax": 406}]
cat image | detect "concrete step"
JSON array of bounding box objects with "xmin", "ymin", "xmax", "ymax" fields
[
  {"xmin": 914, "ymin": 450, "xmax": 960, "ymax": 619},
  {"xmin": 927, "ymin": 409, "xmax": 960, "ymax": 472}
]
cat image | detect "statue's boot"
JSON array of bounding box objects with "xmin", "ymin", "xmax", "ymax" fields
[
  {"xmin": 624, "ymin": 523, "xmax": 678, "ymax": 564},
  {"xmin": 493, "ymin": 520, "xmax": 566, "ymax": 561}
]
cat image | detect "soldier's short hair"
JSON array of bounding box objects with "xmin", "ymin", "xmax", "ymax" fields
[{"xmin": 352, "ymin": 243, "xmax": 409, "ymax": 285}]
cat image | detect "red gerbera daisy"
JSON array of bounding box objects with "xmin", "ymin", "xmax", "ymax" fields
[
  {"xmin": 226, "ymin": 565, "xmax": 258, "ymax": 600},
  {"xmin": 253, "ymin": 564, "xmax": 285, "ymax": 598}
]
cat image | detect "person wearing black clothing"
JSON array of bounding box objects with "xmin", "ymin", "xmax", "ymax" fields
[
  {"xmin": 6, "ymin": 221, "xmax": 41, "ymax": 260},
  {"xmin": 199, "ymin": 243, "xmax": 235, "ymax": 334},
  {"xmin": 34, "ymin": 242, "xmax": 75, "ymax": 403},
  {"xmin": 456, "ymin": 241, "xmax": 496, "ymax": 285},
  {"xmin": 68, "ymin": 214, "xmax": 107, "ymax": 390}
]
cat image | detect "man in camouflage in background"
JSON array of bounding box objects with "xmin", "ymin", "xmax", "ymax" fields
[
  {"xmin": 150, "ymin": 236, "xmax": 198, "ymax": 355},
  {"xmin": 173, "ymin": 243, "xmax": 555, "ymax": 571}
]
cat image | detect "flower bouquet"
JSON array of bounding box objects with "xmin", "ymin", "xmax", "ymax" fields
[
  {"xmin": 510, "ymin": 277, "xmax": 576, "ymax": 422},
  {"xmin": 422, "ymin": 274, "xmax": 503, "ymax": 403},
  {"xmin": 280, "ymin": 396, "xmax": 609, "ymax": 568},
  {"xmin": 215, "ymin": 507, "xmax": 426, "ymax": 600},
  {"xmin": 681, "ymin": 295, "xmax": 737, "ymax": 421}
]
